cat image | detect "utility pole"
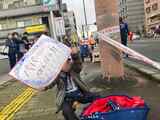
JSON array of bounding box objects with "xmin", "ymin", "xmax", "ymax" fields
[
  {"xmin": 82, "ymin": 0, "xmax": 88, "ymax": 38},
  {"xmin": 82, "ymin": 0, "xmax": 88, "ymax": 26}
]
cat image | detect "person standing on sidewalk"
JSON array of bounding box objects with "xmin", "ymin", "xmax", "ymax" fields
[
  {"xmin": 45, "ymin": 49, "xmax": 98, "ymax": 120},
  {"xmin": 12, "ymin": 32, "xmax": 25, "ymax": 61},
  {"xmin": 5, "ymin": 33, "xmax": 17, "ymax": 69},
  {"xmin": 63, "ymin": 36, "xmax": 72, "ymax": 48},
  {"xmin": 88, "ymin": 35, "xmax": 96, "ymax": 51},
  {"xmin": 119, "ymin": 17, "xmax": 129, "ymax": 46},
  {"xmin": 79, "ymin": 37, "xmax": 92, "ymax": 62},
  {"xmin": 22, "ymin": 32, "xmax": 30, "ymax": 51}
]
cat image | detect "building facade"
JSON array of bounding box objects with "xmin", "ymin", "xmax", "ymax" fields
[
  {"xmin": 118, "ymin": 0, "xmax": 145, "ymax": 32},
  {"xmin": 118, "ymin": 0, "xmax": 127, "ymax": 19},
  {"xmin": 144, "ymin": 0, "xmax": 160, "ymax": 32},
  {"xmin": 0, "ymin": 0, "xmax": 77, "ymax": 43},
  {"xmin": 0, "ymin": 0, "xmax": 51, "ymax": 39}
]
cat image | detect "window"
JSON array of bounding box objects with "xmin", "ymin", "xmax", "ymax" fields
[
  {"xmin": 39, "ymin": 18, "xmax": 42, "ymax": 24},
  {"xmin": 17, "ymin": 21, "xmax": 25, "ymax": 27},
  {"xmin": 14, "ymin": 1, "xmax": 21, "ymax": 8},
  {"xmin": 146, "ymin": 7, "xmax": 151, "ymax": 14},
  {"xmin": 24, "ymin": 19, "xmax": 32, "ymax": 26},
  {"xmin": 36, "ymin": 0, "xmax": 42, "ymax": 5},
  {"xmin": 17, "ymin": 19, "xmax": 32, "ymax": 28},
  {"xmin": 152, "ymin": 3, "xmax": 158, "ymax": 11},
  {"xmin": 0, "ymin": 24, "xmax": 7, "ymax": 30}
]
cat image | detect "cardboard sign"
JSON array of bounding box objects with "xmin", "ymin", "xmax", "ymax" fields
[{"xmin": 9, "ymin": 35, "xmax": 71, "ymax": 90}]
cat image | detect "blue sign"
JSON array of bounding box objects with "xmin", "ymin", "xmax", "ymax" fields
[{"xmin": 43, "ymin": 0, "xmax": 57, "ymax": 6}]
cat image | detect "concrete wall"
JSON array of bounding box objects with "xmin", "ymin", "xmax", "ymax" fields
[
  {"xmin": 95, "ymin": 0, "xmax": 124, "ymax": 78},
  {"xmin": 95, "ymin": 0, "xmax": 119, "ymax": 30}
]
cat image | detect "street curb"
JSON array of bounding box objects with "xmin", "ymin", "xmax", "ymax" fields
[
  {"xmin": 124, "ymin": 60, "xmax": 160, "ymax": 83},
  {"xmin": 0, "ymin": 74, "xmax": 13, "ymax": 86}
]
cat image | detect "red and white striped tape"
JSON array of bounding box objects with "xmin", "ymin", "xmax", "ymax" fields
[{"xmin": 98, "ymin": 32, "xmax": 160, "ymax": 70}]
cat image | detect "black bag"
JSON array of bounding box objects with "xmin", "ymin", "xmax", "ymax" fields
[{"xmin": 0, "ymin": 46, "xmax": 8, "ymax": 56}]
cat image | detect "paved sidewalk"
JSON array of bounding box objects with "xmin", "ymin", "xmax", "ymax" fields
[
  {"xmin": 0, "ymin": 59, "xmax": 9, "ymax": 76},
  {"xmin": 0, "ymin": 74, "xmax": 13, "ymax": 85},
  {"xmin": 0, "ymin": 63, "xmax": 102, "ymax": 120},
  {"xmin": 1, "ymin": 62, "xmax": 160, "ymax": 119}
]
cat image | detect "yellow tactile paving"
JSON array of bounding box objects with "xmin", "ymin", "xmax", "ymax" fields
[{"xmin": 0, "ymin": 87, "xmax": 37, "ymax": 120}]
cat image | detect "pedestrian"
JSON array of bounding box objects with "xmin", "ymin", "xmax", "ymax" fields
[
  {"xmin": 94, "ymin": 32, "xmax": 99, "ymax": 45},
  {"xmin": 88, "ymin": 35, "xmax": 96, "ymax": 62},
  {"xmin": 119, "ymin": 17, "xmax": 129, "ymax": 46},
  {"xmin": 22, "ymin": 32, "xmax": 30, "ymax": 51},
  {"xmin": 128, "ymin": 31, "xmax": 133, "ymax": 42},
  {"xmin": 88, "ymin": 35, "xmax": 96, "ymax": 51},
  {"xmin": 12, "ymin": 32, "xmax": 25, "ymax": 61},
  {"xmin": 119, "ymin": 17, "xmax": 129, "ymax": 57},
  {"xmin": 63, "ymin": 36, "xmax": 72, "ymax": 48},
  {"xmin": 5, "ymin": 33, "xmax": 17, "ymax": 69},
  {"xmin": 79, "ymin": 37, "xmax": 91, "ymax": 62},
  {"xmin": 45, "ymin": 49, "xmax": 99, "ymax": 120}
]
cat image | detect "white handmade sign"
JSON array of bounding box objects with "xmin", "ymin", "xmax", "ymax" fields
[{"xmin": 9, "ymin": 35, "xmax": 71, "ymax": 90}]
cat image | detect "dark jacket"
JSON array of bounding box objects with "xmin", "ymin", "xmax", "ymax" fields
[
  {"xmin": 46, "ymin": 53, "xmax": 90, "ymax": 112},
  {"xmin": 120, "ymin": 22, "xmax": 129, "ymax": 38},
  {"xmin": 13, "ymin": 38, "xmax": 25, "ymax": 53},
  {"xmin": 5, "ymin": 39, "xmax": 17, "ymax": 55},
  {"xmin": 22, "ymin": 36, "xmax": 30, "ymax": 50}
]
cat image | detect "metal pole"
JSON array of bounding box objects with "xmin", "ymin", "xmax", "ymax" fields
[
  {"xmin": 82, "ymin": 0, "xmax": 87, "ymax": 26},
  {"xmin": 82, "ymin": 0, "xmax": 88, "ymax": 38},
  {"xmin": 58, "ymin": 0, "xmax": 64, "ymax": 42},
  {"xmin": 50, "ymin": 10, "xmax": 57, "ymax": 40}
]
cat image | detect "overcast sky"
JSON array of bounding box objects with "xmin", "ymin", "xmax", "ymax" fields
[{"xmin": 62, "ymin": 0, "xmax": 96, "ymax": 32}]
